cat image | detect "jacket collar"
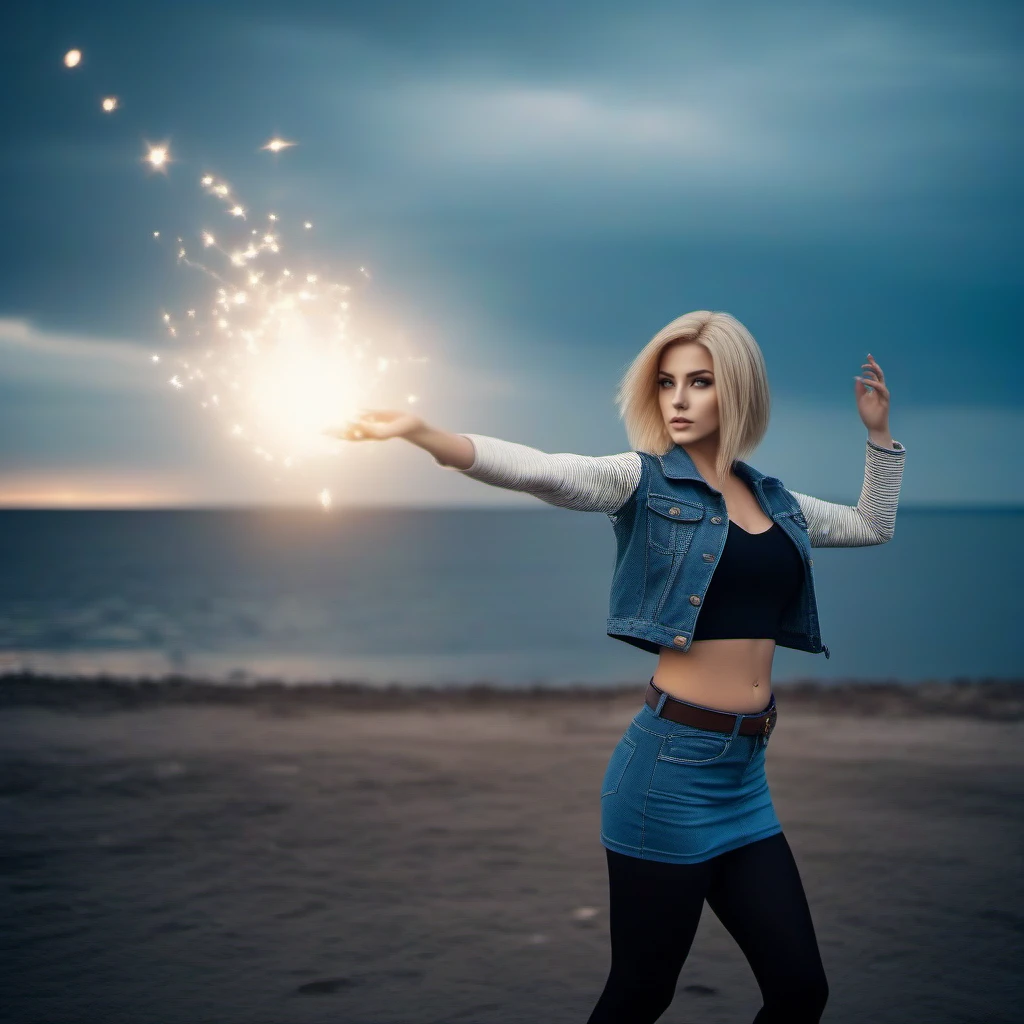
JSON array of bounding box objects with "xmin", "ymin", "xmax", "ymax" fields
[{"xmin": 655, "ymin": 443, "xmax": 782, "ymax": 492}]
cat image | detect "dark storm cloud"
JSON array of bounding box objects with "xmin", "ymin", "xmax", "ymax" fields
[{"xmin": 0, "ymin": 0, "xmax": 1021, "ymax": 503}]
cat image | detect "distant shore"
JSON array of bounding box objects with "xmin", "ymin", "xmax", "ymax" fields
[{"xmin": 1, "ymin": 671, "xmax": 1021, "ymax": 718}]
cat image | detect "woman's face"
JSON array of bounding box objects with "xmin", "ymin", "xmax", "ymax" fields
[{"xmin": 657, "ymin": 341, "xmax": 720, "ymax": 445}]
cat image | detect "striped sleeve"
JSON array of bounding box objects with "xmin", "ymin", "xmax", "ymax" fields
[
  {"xmin": 434, "ymin": 433, "xmax": 643, "ymax": 513},
  {"xmin": 789, "ymin": 438, "xmax": 907, "ymax": 548}
]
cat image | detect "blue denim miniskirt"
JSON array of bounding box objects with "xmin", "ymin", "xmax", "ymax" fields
[{"xmin": 600, "ymin": 681, "xmax": 783, "ymax": 864}]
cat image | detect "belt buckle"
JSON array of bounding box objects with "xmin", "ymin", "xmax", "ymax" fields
[{"xmin": 763, "ymin": 708, "xmax": 777, "ymax": 739}]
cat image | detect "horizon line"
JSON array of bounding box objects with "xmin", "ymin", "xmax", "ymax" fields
[{"xmin": 0, "ymin": 502, "xmax": 1022, "ymax": 513}]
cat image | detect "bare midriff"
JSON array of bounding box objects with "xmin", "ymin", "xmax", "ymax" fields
[{"xmin": 652, "ymin": 640, "xmax": 777, "ymax": 714}]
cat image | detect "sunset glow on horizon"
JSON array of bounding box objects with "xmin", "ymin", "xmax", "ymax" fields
[{"xmin": 0, "ymin": 481, "xmax": 189, "ymax": 508}]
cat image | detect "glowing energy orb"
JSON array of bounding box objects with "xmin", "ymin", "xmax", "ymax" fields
[{"xmin": 152, "ymin": 173, "xmax": 413, "ymax": 484}]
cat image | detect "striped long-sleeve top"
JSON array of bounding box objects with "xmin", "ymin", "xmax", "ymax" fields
[{"xmin": 436, "ymin": 435, "xmax": 907, "ymax": 547}]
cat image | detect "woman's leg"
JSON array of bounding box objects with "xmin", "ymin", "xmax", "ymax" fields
[
  {"xmin": 705, "ymin": 831, "xmax": 830, "ymax": 1023},
  {"xmin": 586, "ymin": 847, "xmax": 716, "ymax": 1024}
]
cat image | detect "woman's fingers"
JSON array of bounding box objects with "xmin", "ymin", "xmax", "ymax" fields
[
  {"xmin": 863, "ymin": 354, "xmax": 884, "ymax": 380},
  {"xmin": 321, "ymin": 421, "xmax": 373, "ymax": 440},
  {"xmin": 856, "ymin": 354, "xmax": 889, "ymax": 396},
  {"xmin": 322, "ymin": 408, "xmax": 419, "ymax": 441}
]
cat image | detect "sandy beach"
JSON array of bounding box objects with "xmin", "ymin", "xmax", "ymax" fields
[{"xmin": 1, "ymin": 677, "xmax": 1021, "ymax": 1024}]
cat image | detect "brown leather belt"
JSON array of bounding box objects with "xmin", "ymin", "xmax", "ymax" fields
[{"xmin": 646, "ymin": 680, "xmax": 777, "ymax": 738}]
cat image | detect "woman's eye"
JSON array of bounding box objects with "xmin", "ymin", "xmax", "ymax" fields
[{"xmin": 659, "ymin": 378, "xmax": 710, "ymax": 388}]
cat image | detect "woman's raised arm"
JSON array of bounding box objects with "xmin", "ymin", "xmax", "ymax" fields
[{"xmin": 789, "ymin": 437, "xmax": 907, "ymax": 547}]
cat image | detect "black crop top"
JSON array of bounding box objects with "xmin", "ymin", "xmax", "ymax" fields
[{"xmin": 691, "ymin": 520, "xmax": 804, "ymax": 641}]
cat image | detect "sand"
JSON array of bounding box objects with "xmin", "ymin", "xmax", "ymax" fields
[{"xmin": 1, "ymin": 678, "xmax": 1021, "ymax": 1024}]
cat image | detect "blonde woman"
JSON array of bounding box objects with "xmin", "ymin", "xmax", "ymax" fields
[{"xmin": 328, "ymin": 311, "xmax": 906, "ymax": 1024}]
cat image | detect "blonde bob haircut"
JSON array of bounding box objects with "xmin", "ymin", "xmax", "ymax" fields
[{"xmin": 615, "ymin": 310, "xmax": 771, "ymax": 485}]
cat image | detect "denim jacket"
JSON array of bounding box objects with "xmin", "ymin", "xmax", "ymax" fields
[
  {"xmin": 439, "ymin": 434, "xmax": 907, "ymax": 660},
  {"xmin": 606, "ymin": 444, "xmax": 827, "ymax": 658}
]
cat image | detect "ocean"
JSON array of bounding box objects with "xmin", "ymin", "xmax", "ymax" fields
[{"xmin": 1, "ymin": 507, "xmax": 1021, "ymax": 687}]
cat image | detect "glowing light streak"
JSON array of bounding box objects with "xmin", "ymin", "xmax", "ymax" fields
[{"xmin": 261, "ymin": 138, "xmax": 297, "ymax": 153}]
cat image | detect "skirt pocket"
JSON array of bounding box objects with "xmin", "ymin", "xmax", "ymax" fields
[
  {"xmin": 601, "ymin": 734, "xmax": 637, "ymax": 797},
  {"xmin": 657, "ymin": 725, "xmax": 733, "ymax": 766}
]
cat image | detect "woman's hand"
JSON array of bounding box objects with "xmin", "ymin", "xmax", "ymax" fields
[
  {"xmin": 854, "ymin": 353, "xmax": 891, "ymax": 434},
  {"xmin": 322, "ymin": 409, "xmax": 426, "ymax": 442}
]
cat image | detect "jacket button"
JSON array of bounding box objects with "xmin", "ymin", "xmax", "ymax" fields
[
  {"xmin": 702, "ymin": 553, "xmax": 714, "ymax": 561},
  {"xmin": 808, "ymin": 558, "xmax": 814, "ymax": 566},
  {"xmin": 710, "ymin": 516, "xmax": 722, "ymax": 524},
  {"xmin": 669, "ymin": 507, "xmax": 680, "ymax": 515},
  {"xmin": 689, "ymin": 595, "xmax": 701, "ymax": 606},
  {"xmin": 673, "ymin": 636, "xmax": 687, "ymax": 646}
]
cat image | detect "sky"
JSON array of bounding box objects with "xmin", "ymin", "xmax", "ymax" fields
[{"xmin": 0, "ymin": 0, "xmax": 1021, "ymax": 507}]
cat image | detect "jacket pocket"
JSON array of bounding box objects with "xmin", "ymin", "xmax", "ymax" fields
[{"xmin": 646, "ymin": 494, "xmax": 704, "ymax": 555}]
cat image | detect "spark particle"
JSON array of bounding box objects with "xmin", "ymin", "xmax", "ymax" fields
[
  {"xmin": 145, "ymin": 144, "xmax": 170, "ymax": 170},
  {"xmin": 319, "ymin": 489, "xmax": 332, "ymax": 509},
  {"xmin": 63, "ymin": 49, "xmax": 82, "ymax": 68},
  {"xmin": 261, "ymin": 137, "xmax": 297, "ymax": 153},
  {"xmin": 303, "ymin": 221, "xmax": 312, "ymax": 229},
  {"xmin": 101, "ymin": 96, "xmax": 118, "ymax": 112},
  {"xmin": 229, "ymin": 205, "xmax": 246, "ymax": 218}
]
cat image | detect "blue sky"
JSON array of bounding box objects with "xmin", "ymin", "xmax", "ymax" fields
[{"xmin": 0, "ymin": 0, "xmax": 1021, "ymax": 506}]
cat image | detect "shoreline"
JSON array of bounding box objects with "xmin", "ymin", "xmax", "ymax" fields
[{"xmin": 1, "ymin": 671, "xmax": 1022, "ymax": 718}]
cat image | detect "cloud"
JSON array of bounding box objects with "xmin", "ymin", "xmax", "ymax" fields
[
  {"xmin": 0, "ymin": 318, "xmax": 154, "ymax": 392},
  {"xmin": 242, "ymin": 8, "xmax": 1018, "ymax": 249}
]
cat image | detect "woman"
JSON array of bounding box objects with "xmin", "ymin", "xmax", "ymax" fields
[{"xmin": 328, "ymin": 310, "xmax": 906, "ymax": 1024}]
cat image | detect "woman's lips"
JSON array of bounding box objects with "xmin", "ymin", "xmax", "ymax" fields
[{"xmin": 671, "ymin": 419, "xmax": 693, "ymax": 426}]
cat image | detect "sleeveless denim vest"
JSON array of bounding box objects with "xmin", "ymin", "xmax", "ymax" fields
[{"xmin": 605, "ymin": 444, "xmax": 830, "ymax": 660}]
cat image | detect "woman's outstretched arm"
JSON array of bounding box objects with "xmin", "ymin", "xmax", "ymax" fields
[
  {"xmin": 789, "ymin": 437, "xmax": 907, "ymax": 547},
  {"xmin": 413, "ymin": 427, "xmax": 643, "ymax": 514}
]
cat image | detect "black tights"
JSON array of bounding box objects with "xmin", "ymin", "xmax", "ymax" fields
[{"xmin": 587, "ymin": 832, "xmax": 829, "ymax": 1024}]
